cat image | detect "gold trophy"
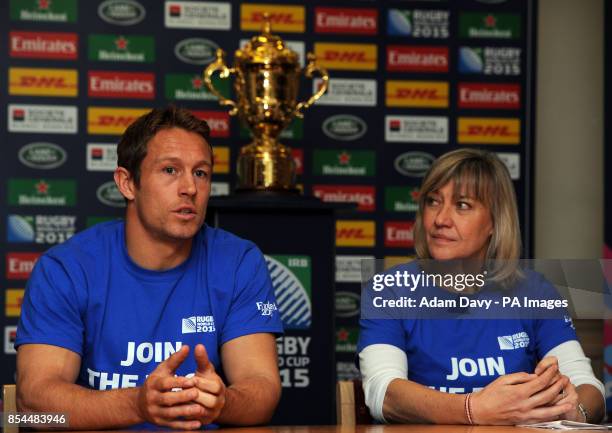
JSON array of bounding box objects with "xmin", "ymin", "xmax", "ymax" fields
[{"xmin": 204, "ymin": 16, "xmax": 329, "ymax": 193}]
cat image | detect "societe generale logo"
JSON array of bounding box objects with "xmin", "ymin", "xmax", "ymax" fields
[
  {"xmin": 385, "ymin": 221, "xmax": 415, "ymax": 248},
  {"xmin": 314, "ymin": 7, "xmax": 377, "ymax": 35},
  {"xmin": 240, "ymin": 4, "xmax": 305, "ymax": 32},
  {"xmin": 457, "ymin": 117, "xmax": 520, "ymax": 144},
  {"xmin": 314, "ymin": 43, "xmax": 377, "ymax": 71},
  {"xmin": 386, "ymin": 80, "xmax": 448, "ymax": 108},
  {"xmin": 10, "ymin": 31, "xmax": 78, "ymax": 60},
  {"xmin": 87, "ymin": 107, "xmax": 150, "ymax": 135},
  {"xmin": 9, "ymin": 67, "xmax": 78, "ymax": 97},
  {"xmin": 336, "ymin": 220, "xmax": 375, "ymax": 247},
  {"xmin": 6, "ymin": 252, "xmax": 41, "ymax": 280}
]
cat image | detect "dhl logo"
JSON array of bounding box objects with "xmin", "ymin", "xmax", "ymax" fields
[
  {"xmin": 457, "ymin": 117, "xmax": 521, "ymax": 144},
  {"xmin": 9, "ymin": 67, "xmax": 77, "ymax": 97},
  {"xmin": 386, "ymin": 81, "xmax": 448, "ymax": 108},
  {"xmin": 314, "ymin": 43, "xmax": 377, "ymax": 71},
  {"xmin": 336, "ymin": 220, "xmax": 375, "ymax": 247},
  {"xmin": 6, "ymin": 289, "xmax": 24, "ymax": 317},
  {"xmin": 213, "ymin": 146, "xmax": 230, "ymax": 174},
  {"xmin": 88, "ymin": 107, "xmax": 150, "ymax": 135},
  {"xmin": 384, "ymin": 256, "xmax": 415, "ymax": 270},
  {"xmin": 241, "ymin": 4, "xmax": 305, "ymax": 32}
]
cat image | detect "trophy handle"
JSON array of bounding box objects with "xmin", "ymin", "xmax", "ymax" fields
[
  {"xmin": 294, "ymin": 53, "xmax": 329, "ymax": 119},
  {"xmin": 203, "ymin": 49, "xmax": 238, "ymax": 116}
]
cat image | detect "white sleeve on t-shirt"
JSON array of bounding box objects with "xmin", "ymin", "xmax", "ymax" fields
[{"xmin": 359, "ymin": 340, "xmax": 605, "ymax": 423}]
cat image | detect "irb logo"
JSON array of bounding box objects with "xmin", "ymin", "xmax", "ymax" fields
[{"xmin": 181, "ymin": 316, "xmax": 216, "ymax": 334}]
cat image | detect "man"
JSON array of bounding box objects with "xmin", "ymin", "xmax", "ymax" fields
[{"xmin": 15, "ymin": 106, "xmax": 283, "ymax": 430}]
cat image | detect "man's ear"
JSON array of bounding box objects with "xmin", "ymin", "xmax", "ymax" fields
[{"xmin": 114, "ymin": 167, "xmax": 136, "ymax": 201}]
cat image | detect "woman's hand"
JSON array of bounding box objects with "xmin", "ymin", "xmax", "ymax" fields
[
  {"xmin": 470, "ymin": 362, "xmax": 573, "ymax": 425},
  {"xmin": 553, "ymin": 379, "xmax": 582, "ymax": 421},
  {"xmin": 534, "ymin": 356, "xmax": 582, "ymax": 421}
]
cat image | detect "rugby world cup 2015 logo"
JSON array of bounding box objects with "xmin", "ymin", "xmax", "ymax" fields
[{"xmin": 264, "ymin": 255, "xmax": 311, "ymax": 330}]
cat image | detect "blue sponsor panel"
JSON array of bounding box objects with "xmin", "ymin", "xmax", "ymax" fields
[
  {"xmin": 7, "ymin": 215, "xmax": 35, "ymax": 242},
  {"xmin": 459, "ymin": 47, "xmax": 484, "ymax": 73}
]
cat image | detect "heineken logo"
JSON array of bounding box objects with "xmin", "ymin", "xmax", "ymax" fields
[
  {"xmin": 336, "ymin": 327, "xmax": 358, "ymax": 353},
  {"xmin": 459, "ymin": 12, "xmax": 520, "ymax": 39},
  {"xmin": 96, "ymin": 181, "xmax": 126, "ymax": 207},
  {"xmin": 335, "ymin": 291, "xmax": 360, "ymax": 318},
  {"xmin": 175, "ymin": 38, "xmax": 219, "ymax": 65},
  {"xmin": 98, "ymin": 0, "xmax": 145, "ymax": 26},
  {"xmin": 88, "ymin": 34, "xmax": 154, "ymax": 63},
  {"xmin": 18, "ymin": 142, "xmax": 67, "ymax": 169},
  {"xmin": 314, "ymin": 149, "xmax": 375, "ymax": 176},
  {"xmin": 394, "ymin": 151, "xmax": 435, "ymax": 177},
  {"xmin": 8, "ymin": 178, "xmax": 76, "ymax": 206},
  {"xmin": 385, "ymin": 186, "xmax": 420, "ymax": 212},
  {"xmin": 322, "ymin": 114, "xmax": 367, "ymax": 141},
  {"xmin": 12, "ymin": 0, "xmax": 77, "ymax": 23},
  {"xmin": 165, "ymin": 73, "xmax": 230, "ymax": 101}
]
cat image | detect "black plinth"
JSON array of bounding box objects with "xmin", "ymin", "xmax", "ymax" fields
[{"xmin": 206, "ymin": 195, "xmax": 344, "ymax": 425}]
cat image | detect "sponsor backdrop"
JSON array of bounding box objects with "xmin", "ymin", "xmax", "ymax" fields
[
  {"xmin": 0, "ymin": 0, "xmax": 537, "ymax": 407},
  {"xmin": 604, "ymin": 1, "xmax": 612, "ymax": 416}
]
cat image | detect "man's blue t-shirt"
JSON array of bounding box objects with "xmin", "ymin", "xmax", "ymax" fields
[
  {"xmin": 16, "ymin": 220, "xmax": 283, "ymax": 415},
  {"xmin": 358, "ymin": 264, "xmax": 577, "ymax": 393}
]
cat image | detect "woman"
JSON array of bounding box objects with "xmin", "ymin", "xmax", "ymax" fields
[{"xmin": 358, "ymin": 149, "xmax": 605, "ymax": 425}]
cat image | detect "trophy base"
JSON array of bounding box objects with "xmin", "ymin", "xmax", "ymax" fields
[
  {"xmin": 234, "ymin": 188, "xmax": 300, "ymax": 196},
  {"xmin": 236, "ymin": 141, "xmax": 297, "ymax": 192}
]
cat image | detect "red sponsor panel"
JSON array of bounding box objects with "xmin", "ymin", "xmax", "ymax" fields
[
  {"xmin": 191, "ymin": 111, "xmax": 230, "ymax": 138},
  {"xmin": 6, "ymin": 252, "xmax": 41, "ymax": 280},
  {"xmin": 315, "ymin": 7, "xmax": 378, "ymax": 35},
  {"xmin": 458, "ymin": 83, "xmax": 521, "ymax": 109},
  {"xmin": 385, "ymin": 221, "xmax": 415, "ymax": 247},
  {"xmin": 387, "ymin": 46, "xmax": 448, "ymax": 73},
  {"xmin": 88, "ymin": 71, "xmax": 155, "ymax": 99},
  {"xmin": 313, "ymin": 185, "xmax": 376, "ymax": 212},
  {"xmin": 10, "ymin": 31, "xmax": 78, "ymax": 60},
  {"xmin": 292, "ymin": 148, "xmax": 304, "ymax": 175}
]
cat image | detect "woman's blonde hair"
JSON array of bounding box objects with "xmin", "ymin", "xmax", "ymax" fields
[{"xmin": 413, "ymin": 148, "xmax": 522, "ymax": 283}]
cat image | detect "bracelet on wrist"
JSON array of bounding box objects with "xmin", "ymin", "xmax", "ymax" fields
[
  {"xmin": 465, "ymin": 393, "xmax": 474, "ymax": 425},
  {"xmin": 577, "ymin": 403, "xmax": 588, "ymax": 423}
]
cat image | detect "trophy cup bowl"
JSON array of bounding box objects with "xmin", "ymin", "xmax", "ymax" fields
[{"xmin": 204, "ymin": 17, "xmax": 328, "ymax": 193}]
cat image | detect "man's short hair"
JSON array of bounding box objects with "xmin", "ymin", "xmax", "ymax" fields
[{"xmin": 117, "ymin": 105, "xmax": 212, "ymax": 186}]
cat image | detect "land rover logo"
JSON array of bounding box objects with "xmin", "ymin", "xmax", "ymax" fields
[
  {"xmin": 175, "ymin": 38, "xmax": 219, "ymax": 65},
  {"xmin": 98, "ymin": 0, "xmax": 146, "ymax": 26},
  {"xmin": 18, "ymin": 143, "xmax": 67, "ymax": 170},
  {"xmin": 322, "ymin": 115, "xmax": 367, "ymax": 141},
  {"xmin": 97, "ymin": 181, "xmax": 126, "ymax": 207},
  {"xmin": 335, "ymin": 291, "xmax": 360, "ymax": 318},
  {"xmin": 394, "ymin": 152, "xmax": 435, "ymax": 177}
]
